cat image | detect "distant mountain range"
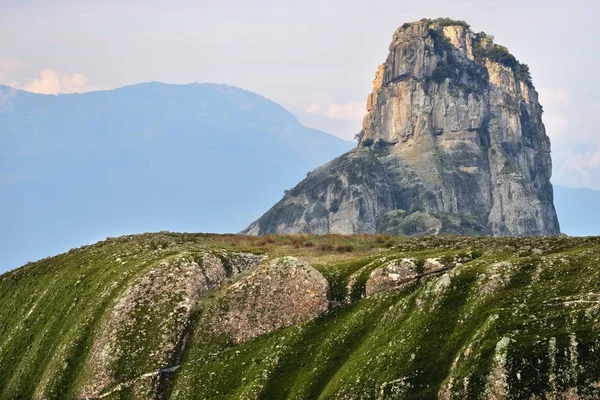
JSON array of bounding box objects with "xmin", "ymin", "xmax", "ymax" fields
[
  {"xmin": 0, "ymin": 83, "xmax": 353, "ymax": 271},
  {"xmin": 0, "ymin": 82, "xmax": 597, "ymax": 272}
]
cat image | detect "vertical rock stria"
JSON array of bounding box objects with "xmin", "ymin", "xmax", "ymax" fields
[{"xmin": 244, "ymin": 18, "xmax": 560, "ymax": 236}]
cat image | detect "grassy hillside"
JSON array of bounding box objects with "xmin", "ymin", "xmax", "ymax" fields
[{"xmin": 1, "ymin": 233, "xmax": 600, "ymax": 399}]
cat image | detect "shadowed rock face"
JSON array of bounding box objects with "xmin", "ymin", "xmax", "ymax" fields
[{"xmin": 244, "ymin": 19, "xmax": 560, "ymax": 237}]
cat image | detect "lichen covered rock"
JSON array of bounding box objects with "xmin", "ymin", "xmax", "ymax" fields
[
  {"xmin": 365, "ymin": 259, "xmax": 419, "ymax": 296},
  {"xmin": 204, "ymin": 256, "xmax": 329, "ymax": 343},
  {"xmin": 77, "ymin": 251, "xmax": 263, "ymax": 399}
]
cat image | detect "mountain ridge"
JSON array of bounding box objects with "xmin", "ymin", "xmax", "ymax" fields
[{"xmin": 0, "ymin": 82, "xmax": 353, "ymax": 272}]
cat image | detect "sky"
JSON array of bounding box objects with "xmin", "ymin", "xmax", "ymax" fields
[{"xmin": 1, "ymin": 0, "xmax": 599, "ymax": 189}]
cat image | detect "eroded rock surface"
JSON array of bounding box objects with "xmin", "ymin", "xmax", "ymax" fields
[
  {"xmin": 365, "ymin": 259, "xmax": 420, "ymax": 296},
  {"xmin": 244, "ymin": 18, "xmax": 559, "ymax": 237},
  {"xmin": 77, "ymin": 251, "xmax": 263, "ymax": 399},
  {"xmin": 365, "ymin": 256, "xmax": 460, "ymax": 296},
  {"xmin": 205, "ymin": 256, "xmax": 329, "ymax": 343}
]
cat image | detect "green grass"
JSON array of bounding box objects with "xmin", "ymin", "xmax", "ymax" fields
[{"xmin": 1, "ymin": 233, "xmax": 600, "ymax": 399}]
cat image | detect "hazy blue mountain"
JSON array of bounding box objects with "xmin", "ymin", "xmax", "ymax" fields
[
  {"xmin": 0, "ymin": 83, "xmax": 353, "ymax": 272},
  {"xmin": 554, "ymin": 185, "xmax": 600, "ymax": 236},
  {"xmin": 1, "ymin": 83, "xmax": 597, "ymax": 273}
]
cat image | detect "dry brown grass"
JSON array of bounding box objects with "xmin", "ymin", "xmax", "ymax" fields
[
  {"xmin": 335, "ymin": 244, "xmax": 354, "ymax": 253},
  {"xmin": 147, "ymin": 232, "xmax": 406, "ymax": 265},
  {"xmin": 263, "ymin": 235, "xmax": 277, "ymax": 244},
  {"xmin": 317, "ymin": 243, "xmax": 334, "ymax": 252}
]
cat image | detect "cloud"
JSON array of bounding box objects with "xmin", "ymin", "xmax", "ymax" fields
[
  {"xmin": 539, "ymin": 88, "xmax": 600, "ymax": 189},
  {"xmin": 323, "ymin": 101, "xmax": 364, "ymax": 121},
  {"xmin": 560, "ymin": 150, "xmax": 600, "ymax": 187},
  {"xmin": 306, "ymin": 100, "xmax": 364, "ymax": 122},
  {"xmin": 543, "ymin": 114, "xmax": 568, "ymax": 137},
  {"xmin": 0, "ymin": 58, "xmax": 99, "ymax": 95},
  {"xmin": 0, "ymin": 57, "xmax": 30, "ymax": 85},
  {"xmin": 305, "ymin": 102, "xmax": 322, "ymax": 114},
  {"xmin": 10, "ymin": 69, "xmax": 97, "ymax": 95},
  {"xmin": 284, "ymin": 93, "xmax": 366, "ymax": 140},
  {"xmin": 289, "ymin": 97, "xmax": 364, "ymax": 140}
]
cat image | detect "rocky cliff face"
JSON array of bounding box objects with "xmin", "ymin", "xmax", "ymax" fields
[{"xmin": 244, "ymin": 19, "xmax": 560, "ymax": 237}]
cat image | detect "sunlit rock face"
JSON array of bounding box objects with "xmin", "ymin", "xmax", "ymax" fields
[{"xmin": 245, "ymin": 19, "xmax": 560, "ymax": 237}]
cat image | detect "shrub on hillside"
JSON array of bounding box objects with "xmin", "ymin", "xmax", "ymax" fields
[
  {"xmin": 354, "ymin": 130, "xmax": 364, "ymax": 143},
  {"xmin": 435, "ymin": 18, "xmax": 470, "ymax": 29},
  {"xmin": 317, "ymin": 243, "xmax": 334, "ymax": 252},
  {"xmin": 335, "ymin": 244, "xmax": 354, "ymax": 253},
  {"xmin": 361, "ymin": 138, "xmax": 374, "ymax": 147},
  {"xmin": 431, "ymin": 62, "xmax": 455, "ymax": 83}
]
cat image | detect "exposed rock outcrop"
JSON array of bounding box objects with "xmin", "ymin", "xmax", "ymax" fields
[
  {"xmin": 205, "ymin": 256, "xmax": 329, "ymax": 343},
  {"xmin": 365, "ymin": 259, "xmax": 420, "ymax": 296},
  {"xmin": 77, "ymin": 251, "xmax": 264, "ymax": 399},
  {"xmin": 244, "ymin": 18, "xmax": 560, "ymax": 237},
  {"xmin": 364, "ymin": 254, "xmax": 472, "ymax": 296}
]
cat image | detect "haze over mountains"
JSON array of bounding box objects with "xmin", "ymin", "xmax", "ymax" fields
[
  {"xmin": 0, "ymin": 81, "xmax": 598, "ymax": 272},
  {"xmin": 0, "ymin": 83, "xmax": 353, "ymax": 271}
]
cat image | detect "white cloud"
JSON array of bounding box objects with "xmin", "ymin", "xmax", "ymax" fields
[
  {"xmin": 305, "ymin": 102, "xmax": 322, "ymax": 114},
  {"xmin": 324, "ymin": 101, "xmax": 364, "ymax": 121},
  {"xmin": 543, "ymin": 114, "xmax": 568, "ymax": 137},
  {"xmin": 0, "ymin": 58, "xmax": 100, "ymax": 95},
  {"xmin": 560, "ymin": 150, "xmax": 600, "ymax": 188},
  {"xmin": 0, "ymin": 57, "xmax": 30, "ymax": 85},
  {"xmin": 306, "ymin": 100, "xmax": 364, "ymax": 122},
  {"xmin": 539, "ymin": 88, "xmax": 600, "ymax": 189},
  {"xmin": 0, "ymin": 58, "xmax": 41, "ymax": 97},
  {"xmin": 10, "ymin": 69, "xmax": 98, "ymax": 95},
  {"xmin": 284, "ymin": 93, "xmax": 367, "ymax": 140}
]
